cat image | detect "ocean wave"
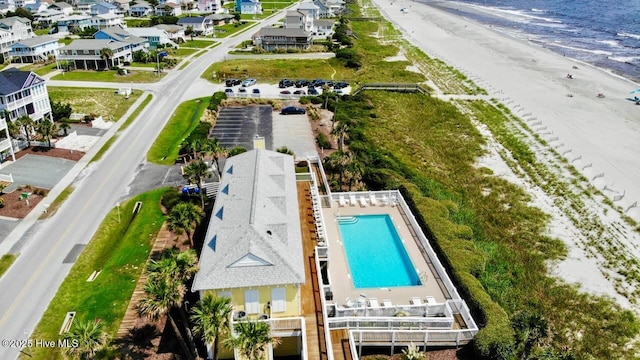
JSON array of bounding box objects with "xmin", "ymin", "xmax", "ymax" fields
[
  {"xmin": 550, "ymin": 42, "xmax": 613, "ymax": 56},
  {"xmin": 595, "ymin": 39, "xmax": 621, "ymax": 47},
  {"xmin": 455, "ymin": 2, "xmax": 562, "ymax": 25},
  {"xmin": 608, "ymin": 56, "xmax": 640, "ymax": 64},
  {"xmin": 617, "ymin": 32, "xmax": 640, "ymax": 40},
  {"xmin": 531, "ymin": 8, "xmax": 545, "ymax": 13}
]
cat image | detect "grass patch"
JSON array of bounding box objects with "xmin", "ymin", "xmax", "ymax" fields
[
  {"xmin": 210, "ymin": 21, "xmax": 257, "ymax": 38},
  {"xmin": 147, "ymin": 97, "xmax": 210, "ymax": 165},
  {"xmin": 125, "ymin": 18, "xmax": 152, "ymax": 27},
  {"xmin": 182, "ymin": 39, "xmax": 217, "ymax": 49},
  {"xmin": 169, "ymin": 47, "xmax": 198, "ymax": 58},
  {"xmin": 120, "ymin": 93, "xmax": 153, "ymax": 130},
  {"xmin": 129, "ymin": 61, "xmax": 158, "ymax": 68},
  {"xmin": 26, "ymin": 188, "xmax": 168, "ymax": 360},
  {"xmin": 90, "ymin": 136, "xmax": 117, "ymax": 164},
  {"xmin": 48, "ymin": 87, "xmax": 142, "ymax": 121},
  {"xmin": 19, "ymin": 63, "xmax": 58, "ymax": 76},
  {"xmin": 0, "ymin": 254, "xmax": 17, "ymax": 279},
  {"xmin": 38, "ymin": 186, "xmax": 74, "ymax": 220},
  {"xmin": 178, "ymin": 60, "xmax": 191, "ymax": 70},
  {"xmin": 58, "ymin": 38, "xmax": 74, "ymax": 46},
  {"xmin": 34, "ymin": 28, "xmax": 51, "ymax": 35},
  {"xmin": 51, "ymin": 69, "xmax": 164, "ymax": 83}
]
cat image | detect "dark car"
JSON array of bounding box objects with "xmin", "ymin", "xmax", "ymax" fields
[
  {"xmin": 280, "ymin": 90, "xmax": 291, "ymax": 95},
  {"xmin": 281, "ymin": 106, "xmax": 306, "ymax": 115},
  {"xmin": 224, "ymin": 88, "xmax": 234, "ymax": 94},
  {"xmin": 308, "ymin": 87, "xmax": 319, "ymax": 95},
  {"xmin": 293, "ymin": 90, "xmax": 306, "ymax": 95},
  {"xmin": 311, "ymin": 79, "xmax": 325, "ymax": 87},
  {"xmin": 238, "ymin": 87, "xmax": 247, "ymax": 93},
  {"xmin": 279, "ymin": 79, "xmax": 294, "ymax": 88},
  {"xmin": 334, "ymin": 81, "xmax": 350, "ymax": 89},
  {"xmin": 252, "ymin": 88, "xmax": 260, "ymax": 94},
  {"xmin": 225, "ymin": 78, "xmax": 241, "ymax": 87},
  {"xmin": 295, "ymin": 79, "xmax": 310, "ymax": 88}
]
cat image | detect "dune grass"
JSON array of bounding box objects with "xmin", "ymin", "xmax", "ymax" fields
[
  {"xmin": 0, "ymin": 254, "xmax": 17, "ymax": 279},
  {"xmin": 120, "ymin": 93, "xmax": 153, "ymax": 130},
  {"xmin": 25, "ymin": 188, "xmax": 168, "ymax": 360},
  {"xmin": 51, "ymin": 69, "xmax": 164, "ymax": 83},
  {"xmin": 47, "ymin": 87, "xmax": 142, "ymax": 121},
  {"xmin": 147, "ymin": 97, "xmax": 210, "ymax": 165}
]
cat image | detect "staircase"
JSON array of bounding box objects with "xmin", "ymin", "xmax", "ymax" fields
[{"xmin": 201, "ymin": 181, "xmax": 219, "ymax": 199}]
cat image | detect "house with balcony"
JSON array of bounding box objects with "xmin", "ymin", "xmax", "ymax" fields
[
  {"xmin": 196, "ymin": 0, "xmax": 221, "ymax": 14},
  {"xmin": 297, "ymin": 1, "xmax": 319, "ymax": 20},
  {"xmin": 154, "ymin": 24, "xmax": 184, "ymax": 42},
  {"xmin": 23, "ymin": 1, "xmax": 49, "ymax": 14},
  {"xmin": 76, "ymin": 0, "xmax": 98, "ymax": 14},
  {"xmin": 284, "ymin": 10, "xmax": 313, "ymax": 32},
  {"xmin": 111, "ymin": 0, "xmax": 129, "ymax": 14},
  {"xmin": 13, "ymin": 0, "xmax": 36, "ymax": 7},
  {"xmin": 312, "ymin": 0, "xmax": 329, "ymax": 18},
  {"xmin": 94, "ymin": 25, "xmax": 146, "ymax": 50},
  {"xmin": 314, "ymin": 19, "xmax": 334, "ymax": 38},
  {"xmin": 125, "ymin": 27, "xmax": 176, "ymax": 48},
  {"xmin": 89, "ymin": 1, "xmax": 118, "ymax": 16},
  {"xmin": 205, "ymin": 13, "xmax": 234, "ymax": 26},
  {"xmin": 128, "ymin": 0, "xmax": 152, "ymax": 17},
  {"xmin": 56, "ymin": 14, "xmax": 92, "ymax": 33},
  {"xmin": 252, "ymin": 27, "xmax": 312, "ymax": 52},
  {"xmin": 0, "ymin": 112, "xmax": 16, "ymax": 165},
  {"xmin": 176, "ymin": 16, "xmax": 213, "ymax": 35},
  {"xmin": 9, "ymin": 35, "xmax": 59, "ymax": 62},
  {"xmin": 49, "ymin": 2, "xmax": 73, "ymax": 16},
  {"xmin": 33, "ymin": 9, "xmax": 64, "ymax": 25},
  {"xmin": 236, "ymin": 0, "xmax": 261, "ymax": 14},
  {"xmin": 0, "ymin": 17, "xmax": 34, "ymax": 59},
  {"xmin": 192, "ymin": 149, "xmax": 307, "ymax": 360},
  {"xmin": 0, "ymin": 68, "xmax": 52, "ymax": 126},
  {"xmin": 153, "ymin": 3, "xmax": 181, "ymax": 16},
  {"xmin": 89, "ymin": 12, "xmax": 125, "ymax": 29}
]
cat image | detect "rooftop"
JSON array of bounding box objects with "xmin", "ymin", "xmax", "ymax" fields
[
  {"xmin": 256, "ymin": 27, "xmax": 310, "ymax": 37},
  {"xmin": 0, "ymin": 68, "xmax": 45, "ymax": 96},
  {"xmin": 11, "ymin": 35, "xmax": 57, "ymax": 47}
]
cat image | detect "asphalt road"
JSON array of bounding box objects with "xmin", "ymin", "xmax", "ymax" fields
[{"xmin": 0, "ymin": 8, "xmax": 293, "ymax": 359}]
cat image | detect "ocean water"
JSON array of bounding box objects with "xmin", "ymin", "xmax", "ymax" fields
[{"xmin": 423, "ymin": 0, "xmax": 640, "ymax": 82}]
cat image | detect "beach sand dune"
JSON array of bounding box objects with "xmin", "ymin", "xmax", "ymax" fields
[{"xmin": 372, "ymin": 0, "xmax": 640, "ymax": 308}]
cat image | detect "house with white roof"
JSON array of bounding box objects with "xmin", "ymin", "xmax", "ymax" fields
[
  {"xmin": 297, "ymin": 0, "xmax": 320, "ymax": 20},
  {"xmin": 128, "ymin": 0, "xmax": 152, "ymax": 17},
  {"xmin": 24, "ymin": 1, "xmax": 49, "ymax": 13},
  {"xmin": 176, "ymin": 16, "xmax": 213, "ymax": 35},
  {"xmin": 90, "ymin": 12, "xmax": 125, "ymax": 29},
  {"xmin": 33, "ymin": 8, "xmax": 64, "ymax": 25},
  {"xmin": 154, "ymin": 23, "xmax": 184, "ymax": 42},
  {"xmin": 0, "ymin": 68, "xmax": 52, "ymax": 125},
  {"xmin": 0, "ymin": 17, "xmax": 34, "ymax": 60},
  {"xmin": 76, "ymin": 0, "xmax": 98, "ymax": 14},
  {"xmin": 13, "ymin": 0, "xmax": 35, "ymax": 7},
  {"xmin": 196, "ymin": 0, "xmax": 221, "ymax": 14},
  {"xmin": 90, "ymin": 1, "xmax": 118, "ymax": 16},
  {"xmin": 0, "ymin": 4, "xmax": 17, "ymax": 16},
  {"xmin": 125, "ymin": 27, "xmax": 176, "ymax": 48},
  {"xmin": 192, "ymin": 149, "xmax": 306, "ymax": 360},
  {"xmin": 48, "ymin": 2, "xmax": 73, "ymax": 15},
  {"xmin": 9, "ymin": 35, "xmax": 59, "ymax": 62},
  {"xmin": 110, "ymin": 0, "xmax": 129, "ymax": 14},
  {"xmin": 153, "ymin": 3, "xmax": 181, "ymax": 16}
]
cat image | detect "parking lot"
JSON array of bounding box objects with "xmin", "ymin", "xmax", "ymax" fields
[{"xmin": 211, "ymin": 106, "xmax": 274, "ymax": 149}]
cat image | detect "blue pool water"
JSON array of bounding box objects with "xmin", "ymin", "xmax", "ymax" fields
[{"xmin": 338, "ymin": 215, "xmax": 421, "ymax": 289}]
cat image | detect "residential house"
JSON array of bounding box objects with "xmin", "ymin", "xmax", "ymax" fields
[
  {"xmin": 14, "ymin": 0, "xmax": 36, "ymax": 8},
  {"xmin": 94, "ymin": 26, "xmax": 146, "ymax": 52},
  {"xmin": 237, "ymin": 0, "xmax": 261, "ymax": 14},
  {"xmin": 9, "ymin": 35, "xmax": 59, "ymax": 62},
  {"xmin": 323, "ymin": 0, "xmax": 344, "ymax": 17},
  {"xmin": 0, "ymin": 17, "xmax": 34, "ymax": 60},
  {"xmin": 284, "ymin": 10, "xmax": 313, "ymax": 32},
  {"xmin": 0, "ymin": 111, "xmax": 16, "ymax": 164},
  {"xmin": 48, "ymin": 2, "xmax": 73, "ymax": 15},
  {"xmin": 176, "ymin": 16, "xmax": 213, "ymax": 35},
  {"xmin": 205, "ymin": 13, "xmax": 234, "ymax": 26},
  {"xmin": 192, "ymin": 149, "xmax": 306, "ymax": 360},
  {"xmin": 33, "ymin": 9, "xmax": 64, "ymax": 25},
  {"xmin": 252, "ymin": 27, "xmax": 312, "ymax": 51},
  {"xmin": 125, "ymin": 27, "xmax": 176, "ymax": 48},
  {"xmin": 196, "ymin": 0, "xmax": 221, "ymax": 14},
  {"xmin": 23, "ymin": 1, "xmax": 49, "ymax": 13},
  {"xmin": 110, "ymin": 0, "xmax": 129, "ymax": 14},
  {"xmin": 128, "ymin": 1, "xmax": 152, "ymax": 17},
  {"xmin": 76, "ymin": 0, "xmax": 98, "ymax": 14},
  {"xmin": 314, "ymin": 19, "xmax": 334, "ymax": 38},
  {"xmin": 0, "ymin": 4, "xmax": 17, "ymax": 16},
  {"xmin": 56, "ymin": 14, "xmax": 92, "ymax": 33},
  {"xmin": 0, "ymin": 68, "xmax": 52, "ymax": 126},
  {"xmin": 153, "ymin": 3, "xmax": 181, "ymax": 16},
  {"xmin": 90, "ymin": 1, "xmax": 118, "ymax": 16},
  {"xmin": 297, "ymin": 0, "xmax": 319, "ymax": 20},
  {"xmin": 153, "ymin": 23, "xmax": 184, "ymax": 42},
  {"xmin": 312, "ymin": 0, "xmax": 329, "ymax": 18},
  {"xmin": 90, "ymin": 13, "xmax": 125, "ymax": 29}
]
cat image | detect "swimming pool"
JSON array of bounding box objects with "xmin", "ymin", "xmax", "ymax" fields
[{"xmin": 338, "ymin": 214, "xmax": 421, "ymax": 289}]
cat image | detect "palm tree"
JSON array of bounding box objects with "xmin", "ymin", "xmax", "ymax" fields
[
  {"xmin": 62, "ymin": 319, "xmax": 109, "ymax": 359},
  {"xmin": 228, "ymin": 146, "xmax": 247, "ymax": 157},
  {"xmin": 275, "ymin": 146, "xmax": 295, "ymax": 156},
  {"xmin": 323, "ymin": 150, "xmax": 352, "ymax": 190},
  {"xmin": 147, "ymin": 248, "xmax": 199, "ymax": 283},
  {"xmin": 512, "ymin": 311, "xmax": 550, "ymax": 360},
  {"xmin": 345, "ymin": 160, "xmax": 363, "ymax": 191},
  {"xmin": 138, "ymin": 278, "xmax": 194, "ymax": 360},
  {"xmin": 183, "ymin": 160, "xmax": 213, "ymax": 207},
  {"xmin": 15, "ymin": 115, "xmax": 34, "ymax": 145},
  {"xmin": 191, "ymin": 294, "xmax": 233, "ymax": 360},
  {"xmin": 99, "ymin": 47, "xmax": 114, "ymax": 69},
  {"xmin": 59, "ymin": 118, "xmax": 71, "ymax": 136},
  {"xmin": 224, "ymin": 321, "xmax": 281, "ymax": 360},
  {"xmin": 167, "ymin": 202, "xmax": 205, "ymax": 246},
  {"xmin": 331, "ymin": 121, "xmax": 349, "ymax": 152},
  {"xmin": 184, "ymin": 137, "xmax": 203, "ymax": 160},
  {"xmin": 36, "ymin": 120, "xmax": 57, "ymax": 148}
]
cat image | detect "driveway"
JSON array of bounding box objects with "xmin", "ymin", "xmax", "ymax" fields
[
  {"xmin": 0, "ymin": 155, "xmax": 76, "ymax": 192},
  {"xmin": 272, "ymin": 112, "xmax": 317, "ymax": 158}
]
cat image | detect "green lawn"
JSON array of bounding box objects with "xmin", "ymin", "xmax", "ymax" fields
[
  {"xmin": 0, "ymin": 254, "xmax": 17, "ymax": 279},
  {"xmin": 34, "ymin": 28, "xmax": 51, "ymax": 35},
  {"xmin": 210, "ymin": 21, "xmax": 256, "ymax": 38},
  {"xmin": 19, "ymin": 63, "xmax": 59, "ymax": 76},
  {"xmin": 147, "ymin": 97, "xmax": 210, "ymax": 165},
  {"xmin": 125, "ymin": 18, "xmax": 152, "ymax": 27},
  {"xmin": 39, "ymin": 186, "xmax": 74, "ymax": 220},
  {"xmin": 181, "ymin": 39, "xmax": 217, "ymax": 49},
  {"xmin": 130, "ymin": 61, "xmax": 158, "ymax": 68},
  {"xmin": 169, "ymin": 47, "xmax": 198, "ymax": 58},
  {"xmin": 58, "ymin": 38, "xmax": 74, "ymax": 46},
  {"xmin": 261, "ymin": 0, "xmax": 296, "ymax": 11},
  {"xmin": 48, "ymin": 87, "xmax": 142, "ymax": 121},
  {"xmin": 26, "ymin": 188, "xmax": 168, "ymax": 360},
  {"xmin": 202, "ymin": 58, "xmax": 357, "ymax": 83},
  {"xmin": 120, "ymin": 93, "xmax": 153, "ymax": 130},
  {"xmin": 51, "ymin": 69, "xmax": 164, "ymax": 83}
]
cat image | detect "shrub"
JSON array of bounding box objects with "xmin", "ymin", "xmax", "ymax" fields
[
  {"xmin": 316, "ymin": 133, "xmax": 331, "ymax": 149},
  {"xmin": 207, "ymin": 91, "xmax": 227, "ymax": 112},
  {"xmin": 299, "ymin": 97, "xmax": 311, "ymax": 105},
  {"xmin": 0, "ymin": 197, "xmax": 4, "ymax": 208}
]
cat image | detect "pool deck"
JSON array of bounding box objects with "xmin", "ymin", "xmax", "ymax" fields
[{"xmin": 321, "ymin": 200, "xmax": 448, "ymax": 309}]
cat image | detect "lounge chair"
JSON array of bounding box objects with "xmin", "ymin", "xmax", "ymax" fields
[
  {"xmin": 382, "ymin": 299, "xmax": 393, "ymax": 307},
  {"xmin": 349, "ymin": 193, "xmax": 357, "ymax": 206},
  {"xmin": 426, "ymin": 296, "xmax": 437, "ymax": 305},
  {"xmin": 367, "ymin": 298, "xmax": 380, "ymax": 309},
  {"xmin": 369, "ymin": 193, "xmax": 378, "ymax": 206},
  {"xmin": 359, "ymin": 195, "xmax": 368, "ymax": 207},
  {"xmin": 381, "ymin": 195, "xmax": 389, "ymax": 206},
  {"xmin": 339, "ymin": 195, "xmax": 347, "ymax": 207},
  {"xmin": 345, "ymin": 298, "xmax": 354, "ymax": 308},
  {"xmin": 410, "ymin": 297, "xmax": 423, "ymax": 305}
]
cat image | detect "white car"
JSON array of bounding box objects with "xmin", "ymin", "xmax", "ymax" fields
[{"xmin": 242, "ymin": 78, "xmax": 257, "ymax": 87}]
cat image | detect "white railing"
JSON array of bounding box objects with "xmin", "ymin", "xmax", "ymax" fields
[
  {"xmin": 4, "ymin": 94, "xmax": 34, "ymax": 111},
  {"xmin": 0, "ymin": 138, "xmax": 11, "ymax": 151},
  {"xmin": 230, "ymin": 315, "xmax": 307, "ymax": 360},
  {"xmin": 0, "ymin": 173, "xmax": 13, "ymax": 183},
  {"xmin": 316, "ymin": 252, "xmax": 334, "ymax": 360},
  {"xmin": 348, "ymin": 328, "xmax": 478, "ymax": 357},
  {"xmin": 327, "ymin": 315, "xmax": 454, "ymax": 330},
  {"xmin": 330, "ymin": 302, "xmax": 450, "ymax": 320},
  {"xmin": 0, "ymin": 118, "xmax": 7, "ymax": 130}
]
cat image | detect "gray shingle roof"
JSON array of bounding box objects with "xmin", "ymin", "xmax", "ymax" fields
[
  {"xmin": 51, "ymin": 2, "xmax": 72, "ymax": 9},
  {"xmin": 192, "ymin": 149, "xmax": 305, "ymax": 291},
  {"xmin": 97, "ymin": 27, "xmax": 146, "ymax": 44},
  {"xmin": 12, "ymin": 35, "xmax": 57, "ymax": 47},
  {"xmin": 0, "ymin": 68, "xmax": 44, "ymax": 96},
  {"xmin": 256, "ymin": 27, "xmax": 310, "ymax": 37},
  {"xmin": 60, "ymin": 39, "xmax": 121, "ymax": 51}
]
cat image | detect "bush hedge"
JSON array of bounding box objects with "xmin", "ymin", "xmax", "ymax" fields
[{"xmin": 207, "ymin": 91, "xmax": 227, "ymax": 112}]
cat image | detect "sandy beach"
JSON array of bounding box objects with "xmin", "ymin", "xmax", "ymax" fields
[{"xmin": 370, "ymin": 0, "xmax": 640, "ymax": 308}]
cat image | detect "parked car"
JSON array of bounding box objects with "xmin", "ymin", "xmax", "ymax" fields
[
  {"xmin": 280, "ymin": 90, "xmax": 292, "ymax": 95},
  {"xmin": 333, "ymin": 89, "xmax": 344, "ymax": 95},
  {"xmin": 308, "ymin": 87, "xmax": 319, "ymax": 95},
  {"xmin": 281, "ymin": 106, "xmax": 306, "ymax": 115},
  {"xmin": 311, "ymin": 79, "xmax": 325, "ymax": 87},
  {"xmin": 279, "ymin": 79, "xmax": 294, "ymax": 88},
  {"xmin": 334, "ymin": 81, "xmax": 349, "ymax": 89},
  {"xmin": 242, "ymin": 78, "xmax": 257, "ymax": 87},
  {"xmin": 295, "ymin": 79, "xmax": 310, "ymax": 88},
  {"xmin": 293, "ymin": 90, "xmax": 306, "ymax": 95},
  {"xmin": 252, "ymin": 88, "xmax": 261, "ymax": 94},
  {"xmin": 225, "ymin": 88, "xmax": 234, "ymax": 94},
  {"xmin": 239, "ymin": 87, "xmax": 247, "ymax": 93},
  {"xmin": 325, "ymin": 80, "xmax": 335, "ymax": 87},
  {"xmin": 225, "ymin": 78, "xmax": 241, "ymax": 87}
]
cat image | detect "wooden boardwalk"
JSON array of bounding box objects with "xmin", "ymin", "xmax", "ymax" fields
[
  {"xmin": 116, "ymin": 223, "xmax": 171, "ymax": 338},
  {"xmin": 352, "ymin": 83, "xmax": 430, "ymax": 95},
  {"xmin": 297, "ymin": 181, "xmax": 329, "ymax": 360}
]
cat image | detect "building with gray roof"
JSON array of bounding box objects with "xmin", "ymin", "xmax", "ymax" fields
[{"xmin": 252, "ymin": 27, "xmax": 312, "ymax": 51}]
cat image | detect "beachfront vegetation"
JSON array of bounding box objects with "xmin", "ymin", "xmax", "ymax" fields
[
  {"xmin": 26, "ymin": 188, "xmax": 168, "ymax": 360},
  {"xmin": 314, "ymin": 0, "xmax": 640, "ymax": 358},
  {"xmin": 47, "ymin": 87, "xmax": 142, "ymax": 121}
]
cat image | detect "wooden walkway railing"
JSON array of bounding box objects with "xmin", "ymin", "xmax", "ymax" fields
[{"xmin": 352, "ymin": 83, "xmax": 430, "ymax": 95}]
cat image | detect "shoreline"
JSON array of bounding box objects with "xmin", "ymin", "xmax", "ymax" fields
[{"xmin": 371, "ymin": 0, "xmax": 640, "ymax": 309}]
